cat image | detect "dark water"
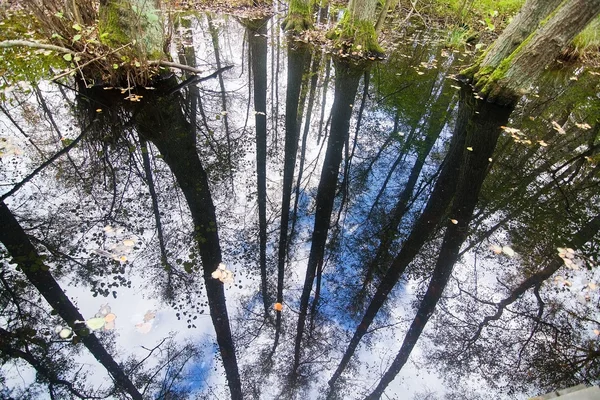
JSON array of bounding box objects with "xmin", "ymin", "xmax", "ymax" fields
[{"xmin": 1, "ymin": 13, "xmax": 599, "ymax": 400}]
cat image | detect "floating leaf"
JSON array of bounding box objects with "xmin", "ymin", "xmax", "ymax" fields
[
  {"xmin": 123, "ymin": 239, "xmax": 135, "ymax": 247},
  {"xmin": 104, "ymin": 313, "xmax": 116, "ymax": 322},
  {"xmin": 575, "ymin": 122, "xmax": 591, "ymax": 130},
  {"xmin": 274, "ymin": 303, "xmax": 283, "ymax": 312},
  {"xmin": 466, "ymin": 147, "xmax": 473, "ymax": 151},
  {"xmin": 59, "ymin": 328, "xmax": 73, "ymax": 339},
  {"xmin": 490, "ymin": 245, "xmax": 502, "ymax": 254},
  {"xmin": 96, "ymin": 108, "xmax": 102, "ymax": 113},
  {"xmin": 135, "ymin": 322, "xmax": 152, "ymax": 334},
  {"xmin": 86, "ymin": 317, "xmax": 106, "ymax": 330},
  {"xmin": 211, "ymin": 269, "xmax": 223, "ymax": 279},
  {"xmin": 538, "ymin": 140, "xmax": 548, "ymax": 147},
  {"xmin": 450, "ymin": 219, "xmax": 458, "ymax": 225},
  {"xmin": 502, "ymin": 246, "xmax": 515, "ymax": 257},
  {"xmin": 143, "ymin": 310, "xmax": 156, "ymax": 322},
  {"xmin": 595, "ymin": 329, "xmax": 600, "ymax": 336}
]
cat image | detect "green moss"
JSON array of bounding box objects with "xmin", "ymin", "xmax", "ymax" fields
[
  {"xmin": 472, "ymin": 29, "xmax": 534, "ymax": 103},
  {"xmin": 332, "ymin": 13, "xmax": 384, "ymax": 56},
  {"xmin": 98, "ymin": 1, "xmax": 130, "ymax": 47},
  {"xmin": 282, "ymin": 0, "xmax": 312, "ymax": 33},
  {"xmin": 0, "ymin": 11, "xmax": 65, "ymax": 90}
]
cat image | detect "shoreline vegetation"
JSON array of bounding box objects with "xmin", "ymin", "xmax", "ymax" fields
[{"xmin": 0, "ymin": 0, "xmax": 598, "ymax": 89}]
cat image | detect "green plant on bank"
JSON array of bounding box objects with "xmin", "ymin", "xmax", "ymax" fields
[
  {"xmin": 568, "ymin": 15, "xmax": 600, "ymax": 59},
  {"xmin": 0, "ymin": 0, "xmax": 173, "ymax": 88},
  {"xmin": 444, "ymin": 25, "xmax": 478, "ymax": 49},
  {"xmin": 0, "ymin": 10, "xmax": 65, "ymax": 100}
]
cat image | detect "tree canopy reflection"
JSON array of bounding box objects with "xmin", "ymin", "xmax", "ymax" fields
[{"xmin": 1, "ymin": 13, "xmax": 599, "ymax": 400}]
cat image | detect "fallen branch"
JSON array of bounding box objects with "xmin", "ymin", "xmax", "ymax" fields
[
  {"xmin": 0, "ymin": 40, "xmax": 77, "ymax": 55},
  {"xmin": 148, "ymin": 60, "xmax": 207, "ymax": 74}
]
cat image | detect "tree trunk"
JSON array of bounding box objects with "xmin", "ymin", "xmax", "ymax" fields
[
  {"xmin": 283, "ymin": 0, "xmax": 312, "ymax": 33},
  {"xmin": 365, "ymin": 89, "xmax": 513, "ymax": 400},
  {"xmin": 461, "ymin": 0, "xmax": 563, "ymax": 81},
  {"xmin": 292, "ymin": 59, "xmax": 364, "ymax": 375},
  {"xmin": 0, "ymin": 202, "xmax": 143, "ymax": 400},
  {"xmin": 333, "ymin": 0, "xmax": 383, "ymax": 55},
  {"xmin": 473, "ymin": 0, "xmax": 600, "ymax": 104}
]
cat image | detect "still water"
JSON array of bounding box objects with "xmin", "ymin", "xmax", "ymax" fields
[{"xmin": 1, "ymin": 12, "xmax": 599, "ymax": 400}]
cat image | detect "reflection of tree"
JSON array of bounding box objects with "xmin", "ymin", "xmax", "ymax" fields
[
  {"xmin": 132, "ymin": 85, "xmax": 243, "ymax": 399},
  {"xmin": 246, "ymin": 17, "xmax": 271, "ymax": 317},
  {"xmin": 0, "ymin": 202, "xmax": 143, "ymax": 399},
  {"xmin": 207, "ymin": 15, "xmax": 234, "ymax": 189},
  {"xmin": 292, "ymin": 59, "xmax": 365, "ymax": 376},
  {"xmin": 273, "ymin": 43, "xmax": 310, "ymax": 353},
  {"xmin": 365, "ymin": 89, "xmax": 513, "ymax": 399},
  {"xmin": 328, "ymin": 85, "xmax": 471, "ymax": 390},
  {"xmin": 360, "ymin": 70, "xmax": 456, "ymax": 292}
]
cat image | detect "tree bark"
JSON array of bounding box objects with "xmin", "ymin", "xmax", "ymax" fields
[
  {"xmin": 283, "ymin": 0, "xmax": 313, "ymax": 33},
  {"xmin": 334, "ymin": 0, "xmax": 383, "ymax": 55},
  {"xmin": 462, "ymin": 0, "xmax": 563, "ymax": 80},
  {"xmin": 474, "ymin": 0, "xmax": 600, "ymax": 104}
]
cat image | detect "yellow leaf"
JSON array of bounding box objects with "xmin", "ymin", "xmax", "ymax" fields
[
  {"xmin": 490, "ymin": 245, "xmax": 502, "ymax": 254},
  {"xmin": 450, "ymin": 219, "xmax": 458, "ymax": 224}
]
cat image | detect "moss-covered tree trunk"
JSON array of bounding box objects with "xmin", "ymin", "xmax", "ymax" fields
[
  {"xmin": 282, "ymin": 0, "xmax": 312, "ymax": 33},
  {"xmin": 98, "ymin": 0, "xmax": 165, "ymax": 59},
  {"xmin": 467, "ymin": 0, "xmax": 600, "ymax": 104},
  {"xmin": 331, "ymin": 0, "xmax": 383, "ymax": 56},
  {"xmin": 473, "ymin": 0, "xmax": 563, "ymax": 73}
]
